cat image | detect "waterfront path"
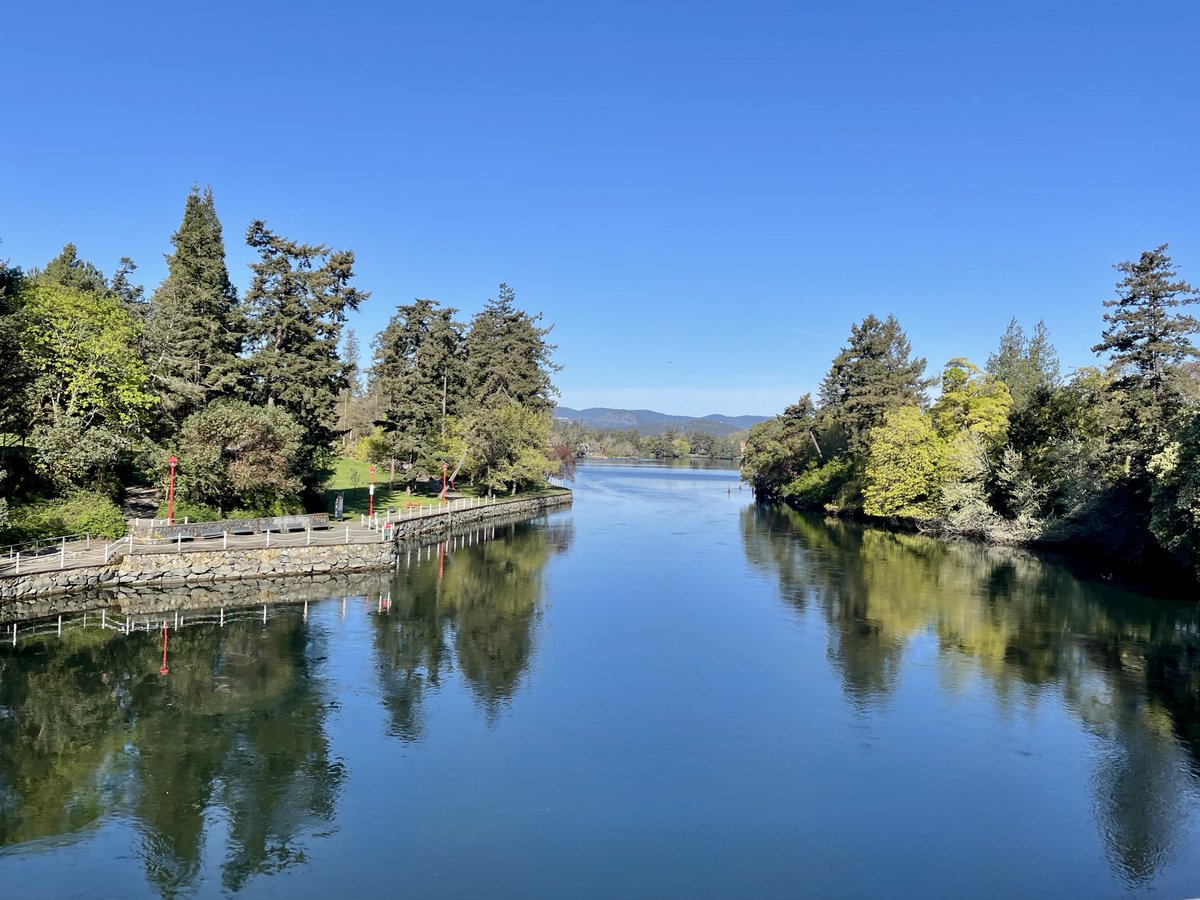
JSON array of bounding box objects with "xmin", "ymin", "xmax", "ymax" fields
[{"xmin": 0, "ymin": 495, "xmax": 515, "ymax": 579}]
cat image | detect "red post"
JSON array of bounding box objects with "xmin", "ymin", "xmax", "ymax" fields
[
  {"xmin": 441, "ymin": 462, "xmax": 448, "ymax": 503},
  {"xmin": 368, "ymin": 464, "xmax": 376, "ymax": 518},
  {"xmin": 167, "ymin": 456, "xmax": 178, "ymax": 525},
  {"xmin": 159, "ymin": 619, "xmax": 170, "ymax": 676}
]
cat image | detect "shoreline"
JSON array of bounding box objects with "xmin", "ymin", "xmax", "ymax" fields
[{"xmin": 0, "ymin": 491, "xmax": 573, "ymax": 609}]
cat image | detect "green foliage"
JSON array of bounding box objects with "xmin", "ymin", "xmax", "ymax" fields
[
  {"xmin": 1149, "ymin": 414, "xmax": 1200, "ymax": 576},
  {"xmin": 154, "ymin": 499, "xmax": 221, "ymax": 523},
  {"xmin": 987, "ymin": 318, "xmax": 1060, "ymax": 412},
  {"xmin": 144, "ymin": 186, "xmax": 243, "ymax": 430},
  {"xmin": 173, "ymin": 400, "xmax": 304, "ymax": 517},
  {"xmin": 243, "ymin": 221, "xmax": 368, "ymax": 496},
  {"xmin": 464, "ymin": 283, "xmax": 560, "ymax": 414},
  {"xmin": 820, "ymin": 314, "xmax": 931, "ymax": 453},
  {"xmin": 782, "ymin": 456, "xmax": 856, "ymax": 508},
  {"xmin": 863, "ymin": 406, "xmax": 944, "ymax": 519},
  {"xmin": 931, "ymin": 357, "xmax": 1012, "ymax": 447},
  {"xmin": 740, "ymin": 395, "xmax": 823, "ymax": 497},
  {"xmin": 19, "ymin": 280, "xmax": 155, "ymax": 490},
  {"xmin": 459, "ymin": 401, "xmax": 552, "ymax": 496},
  {"xmin": 371, "ymin": 298, "xmax": 465, "ymax": 487},
  {"xmin": 39, "ymin": 243, "xmax": 108, "ymax": 294},
  {"xmin": 7, "ymin": 491, "xmax": 127, "ymax": 541}
]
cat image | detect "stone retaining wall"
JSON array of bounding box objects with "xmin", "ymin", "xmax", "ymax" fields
[{"xmin": 0, "ymin": 491, "xmax": 571, "ymax": 607}]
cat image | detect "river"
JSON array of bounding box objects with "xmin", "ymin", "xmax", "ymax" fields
[{"xmin": 1, "ymin": 460, "xmax": 1198, "ymax": 898}]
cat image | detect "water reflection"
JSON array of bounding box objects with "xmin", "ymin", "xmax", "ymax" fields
[
  {"xmin": 0, "ymin": 604, "xmax": 345, "ymax": 896},
  {"xmin": 741, "ymin": 503, "xmax": 1200, "ymax": 886},
  {"xmin": 374, "ymin": 517, "xmax": 573, "ymax": 737}
]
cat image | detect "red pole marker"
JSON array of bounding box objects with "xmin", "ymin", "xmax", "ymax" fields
[{"xmin": 159, "ymin": 619, "xmax": 170, "ymax": 676}]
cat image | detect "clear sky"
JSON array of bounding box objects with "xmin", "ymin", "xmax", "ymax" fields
[{"xmin": 2, "ymin": 0, "xmax": 1197, "ymax": 418}]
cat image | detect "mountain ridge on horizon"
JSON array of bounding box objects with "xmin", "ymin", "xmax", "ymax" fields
[{"xmin": 554, "ymin": 406, "xmax": 769, "ymax": 436}]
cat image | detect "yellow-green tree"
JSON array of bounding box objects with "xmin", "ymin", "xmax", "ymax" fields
[{"xmin": 863, "ymin": 405, "xmax": 944, "ymax": 518}]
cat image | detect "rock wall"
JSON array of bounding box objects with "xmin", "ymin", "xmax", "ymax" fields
[{"xmin": 0, "ymin": 491, "xmax": 572, "ymax": 609}]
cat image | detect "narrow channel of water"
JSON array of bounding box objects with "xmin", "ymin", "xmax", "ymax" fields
[{"xmin": 1, "ymin": 461, "xmax": 1198, "ymax": 898}]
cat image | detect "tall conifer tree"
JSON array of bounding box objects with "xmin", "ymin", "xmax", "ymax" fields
[
  {"xmin": 145, "ymin": 186, "xmax": 243, "ymax": 430},
  {"xmin": 464, "ymin": 283, "xmax": 559, "ymax": 414},
  {"xmin": 243, "ymin": 221, "xmax": 368, "ymax": 494},
  {"xmin": 819, "ymin": 314, "xmax": 930, "ymax": 453}
]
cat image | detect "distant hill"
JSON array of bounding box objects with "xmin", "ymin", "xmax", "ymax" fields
[{"xmin": 554, "ymin": 406, "xmax": 769, "ymax": 436}]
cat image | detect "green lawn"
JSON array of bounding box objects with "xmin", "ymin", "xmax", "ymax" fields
[{"xmin": 322, "ymin": 457, "xmax": 570, "ymax": 520}]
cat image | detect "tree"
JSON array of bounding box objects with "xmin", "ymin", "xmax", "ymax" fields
[
  {"xmin": 987, "ymin": 318, "xmax": 1060, "ymax": 413},
  {"xmin": 1093, "ymin": 245, "xmax": 1199, "ymax": 465},
  {"xmin": 174, "ymin": 400, "xmax": 304, "ymax": 516},
  {"xmin": 0, "ymin": 256, "xmax": 29, "ymax": 441},
  {"xmin": 819, "ymin": 314, "xmax": 930, "ymax": 452},
  {"xmin": 1149, "ymin": 413, "xmax": 1200, "ymax": 578},
  {"xmin": 19, "ymin": 280, "xmax": 156, "ymax": 490},
  {"xmin": 371, "ymin": 299, "xmax": 465, "ymax": 490},
  {"xmin": 243, "ymin": 221, "xmax": 368, "ymax": 496},
  {"xmin": 931, "ymin": 358, "xmax": 1012, "ymax": 448},
  {"xmin": 459, "ymin": 401, "xmax": 551, "ymax": 496},
  {"xmin": 740, "ymin": 395, "xmax": 823, "ymax": 498},
  {"xmin": 40, "ymin": 243, "xmax": 108, "ymax": 294},
  {"xmin": 862, "ymin": 405, "xmax": 944, "ymax": 519},
  {"xmin": 145, "ymin": 186, "xmax": 243, "ymax": 430},
  {"xmin": 464, "ymin": 283, "xmax": 560, "ymax": 414}
]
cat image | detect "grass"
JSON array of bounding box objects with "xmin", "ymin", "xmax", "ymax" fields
[{"xmin": 322, "ymin": 457, "xmax": 570, "ymax": 519}]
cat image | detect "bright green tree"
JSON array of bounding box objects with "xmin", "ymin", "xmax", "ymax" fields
[
  {"xmin": 862, "ymin": 405, "xmax": 944, "ymax": 519},
  {"xmin": 931, "ymin": 357, "xmax": 1012, "ymax": 447},
  {"xmin": 819, "ymin": 314, "xmax": 930, "ymax": 453},
  {"xmin": 243, "ymin": 221, "xmax": 368, "ymax": 496},
  {"xmin": 459, "ymin": 401, "xmax": 552, "ymax": 496},
  {"xmin": 1149, "ymin": 413, "xmax": 1200, "ymax": 577},
  {"xmin": 20, "ymin": 280, "xmax": 156, "ymax": 489},
  {"xmin": 145, "ymin": 186, "xmax": 244, "ymax": 430}
]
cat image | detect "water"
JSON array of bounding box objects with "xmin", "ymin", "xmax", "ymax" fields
[{"xmin": 2, "ymin": 461, "xmax": 1199, "ymax": 898}]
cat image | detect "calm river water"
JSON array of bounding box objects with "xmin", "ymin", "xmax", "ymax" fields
[{"xmin": 2, "ymin": 461, "xmax": 1200, "ymax": 898}]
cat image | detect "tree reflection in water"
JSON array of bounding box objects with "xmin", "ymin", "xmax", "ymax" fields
[
  {"xmin": 741, "ymin": 504, "xmax": 1200, "ymax": 888},
  {"xmin": 0, "ymin": 589, "xmax": 347, "ymax": 896},
  {"xmin": 373, "ymin": 516, "xmax": 574, "ymax": 737}
]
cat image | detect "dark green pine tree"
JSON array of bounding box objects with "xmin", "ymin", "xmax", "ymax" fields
[
  {"xmin": 39, "ymin": 243, "xmax": 108, "ymax": 293},
  {"xmin": 464, "ymin": 283, "xmax": 560, "ymax": 414},
  {"xmin": 1093, "ymin": 245, "xmax": 1199, "ymax": 460},
  {"xmin": 819, "ymin": 313, "xmax": 930, "ymax": 453},
  {"xmin": 243, "ymin": 221, "xmax": 368, "ymax": 496},
  {"xmin": 145, "ymin": 186, "xmax": 243, "ymax": 431},
  {"xmin": 371, "ymin": 298, "xmax": 465, "ymax": 489},
  {"xmin": 0, "ymin": 255, "xmax": 29, "ymax": 442}
]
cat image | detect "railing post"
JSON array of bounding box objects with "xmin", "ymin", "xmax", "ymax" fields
[
  {"xmin": 345, "ymin": 525, "xmax": 350, "ymax": 544},
  {"xmin": 15, "ymin": 552, "xmax": 18, "ymax": 575},
  {"xmin": 223, "ymin": 531, "xmax": 227, "ymax": 550}
]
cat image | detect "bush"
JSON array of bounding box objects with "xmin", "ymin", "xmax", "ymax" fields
[
  {"xmin": 7, "ymin": 491, "xmax": 128, "ymax": 542},
  {"xmin": 155, "ymin": 499, "xmax": 221, "ymax": 523}
]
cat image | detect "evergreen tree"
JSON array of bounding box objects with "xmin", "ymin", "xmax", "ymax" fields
[
  {"xmin": 819, "ymin": 314, "xmax": 930, "ymax": 452},
  {"xmin": 1092, "ymin": 245, "xmax": 1200, "ymax": 470},
  {"xmin": 109, "ymin": 256, "xmax": 146, "ymax": 313},
  {"xmin": 145, "ymin": 186, "xmax": 243, "ymax": 431},
  {"xmin": 371, "ymin": 299, "xmax": 465, "ymax": 490},
  {"xmin": 0, "ymin": 256, "xmax": 29, "ymax": 441},
  {"xmin": 987, "ymin": 318, "xmax": 1060, "ymax": 413},
  {"xmin": 243, "ymin": 221, "xmax": 368, "ymax": 495},
  {"xmin": 40, "ymin": 243, "xmax": 108, "ymax": 294},
  {"xmin": 464, "ymin": 283, "xmax": 560, "ymax": 414}
]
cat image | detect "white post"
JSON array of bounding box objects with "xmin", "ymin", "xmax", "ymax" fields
[
  {"xmin": 345, "ymin": 525, "xmax": 350, "ymax": 544},
  {"xmin": 14, "ymin": 553, "xmax": 18, "ymax": 574},
  {"xmin": 223, "ymin": 531, "xmax": 227, "ymax": 550},
  {"xmin": 265, "ymin": 530, "xmax": 270, "ymax": 548},
  {"xmin": 177, "ymin": 533, "xmax": 183, "ymax": 551},
  {"xmin": 262, "ymin": 604, "xmax": 267, "ymax": 624},
  {"xmin": 220, "ymin": 607, "xmax": 225, "ymax": 627},
  {"xmin": 57, "ymin": 615, "xmax": 62, "ymax": 636},
  {"xmin": 102, "ymin": 609, "xmax": 106, "ymax": 628},
  {"xmin": 60, "ymin": 538, "xmax": 66, "ymax": 570},
  {"xmin": 307, "ymin": 527, "xmax": 312, "ymax": 546},
  {"xmin": 86, "ymin": 534, "xmax": 91, "ymax": 549}
]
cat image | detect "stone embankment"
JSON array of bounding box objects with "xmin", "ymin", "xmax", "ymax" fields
[{"xmin": 0, "ymin": 492, "xmax": 571, "ymax": 607}]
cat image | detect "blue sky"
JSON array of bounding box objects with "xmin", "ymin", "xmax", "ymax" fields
[{"xmin": 2, "ymin": 0, "xmax": 1197, "ymax": 417}]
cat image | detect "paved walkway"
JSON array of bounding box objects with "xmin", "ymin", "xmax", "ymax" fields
[{"xmin": 0, "ymin": 523, "xmax": 386, "ymax": 578}]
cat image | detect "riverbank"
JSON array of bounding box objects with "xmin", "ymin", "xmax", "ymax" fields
[
  {"xmin": 0, "ymin": 491, "xmax": 572, "ymax": 608},
  {"xmin": 771, "ymin": 494, "xmax": 1199, "ymax": 594}
]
